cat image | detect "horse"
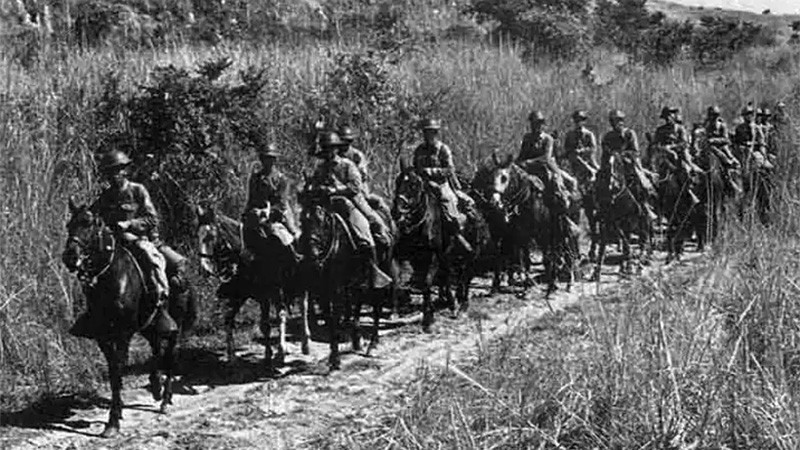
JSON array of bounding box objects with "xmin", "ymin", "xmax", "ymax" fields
[
  {"xmin": 593, "ymin": 152, "xmax": 654, "ymax": 279},
  {"xmin": 690, "ymin": 125, "xmax": 730, "ymax": 249},
  {"xmin": 298, "ymin": 191, "xmax": 394, "ymax": 370},
  {"xmin": 479, "ymin": 153, "xmax": 577, "ymax": 295},
  {"xmin": 392, "ymin": 163, "xmax": 490, "ymax": 330},
  {"xmin": 196, "ymin": 204, "xmax": 310, "ymax": 372},
  {"xmin": 647, "ymin": 140, "xmax": 700, "ymax": 261},
  {"xmin": 62, "ymin": 199, "xmax": 195, "ymax": 438}
]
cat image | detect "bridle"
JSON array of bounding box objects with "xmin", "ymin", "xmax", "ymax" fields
[
  {"xmin": 492, "ymin": 165, "xmax": 534, "ymax": 219},
  {"xmin": 68, "ymin": 224, "xmax": 115, "ymax": 286},
  {"xmin": 394, "ymin": 173, "xmax": 429, "ymax": 234},
  {"xmin": 304, "ymin": 204, "xmax": 341, "ymax": 268}
]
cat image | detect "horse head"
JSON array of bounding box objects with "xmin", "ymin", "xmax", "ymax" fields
[
  {"xmin": 299, "ymin": 201, "xmax": 336, "ymax": 269},
  {"xmin": 488, "ymin": 150, "xmax": 515, "ymax": 209},
  {"xmin": 63, "ymin": 197, "xmax": 114, "ymax": 279},
  {"xmin": 195, "ymin": 203, "xmax": 242, "ymax": 279},
  {"xmin": 392, "ymin": 163, "xmax": 428, "ymax": 235}
]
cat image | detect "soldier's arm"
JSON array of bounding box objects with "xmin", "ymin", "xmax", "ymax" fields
[
  {"xmin": 516, "ymin": 135, "xmax": 531, "ymax": 162},
  {"xmin": 129, "ymin": 184, "xmax": 158, "ymax": 234},
  {"xmin": 543, "ymin": 135, "xmax": 554, "ymax": 160},
  {"xmin": 428, "ymin": 144, "xmax": 455, "ymax": 178},
  {"xmin": 243, "ymin": 171, "xmax": 258, "ymax": 212},
  {"xmin": 335, "ymin": 163, "xmax": 364, "ymax": 197},
  {"xmin": 272, "ymin": 174, "xmax": 289, "ymax": 214},
  {"xmin": 587, "ymin": 132, "xmax": 598, "ymax": 163},
  {"xmin": 627, "ymin": 129, "xmax": 640, "ymax": 154}
]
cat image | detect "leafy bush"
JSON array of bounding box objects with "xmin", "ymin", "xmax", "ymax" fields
[
  {"xmin": 468, "ymin": 0, "xmax": 593, "ymax": 59},
  {"xmin": 93, "ymin": 58, "xmax": 269, "ymax": 244},
  {"xmin": 692, "ymin": 16, "xmax": 775, "ymax": 65},
  {"xmin": 594, "ymin": 0, "xmax": 693, "ymax": 65}
]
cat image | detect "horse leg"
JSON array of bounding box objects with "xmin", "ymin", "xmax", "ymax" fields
[
  {"xmin": 224, "ymin": 295, "xmax": 247, "ymax": 363},
  {"xmin": 276, "ymin": 289, "xmax": 288, "ymax": 366},
  {"xmin": 98, "ymin": 339, "xmax": 125, "ymax": 438},
  {"xmin": 160, "ymin": 332, "xmax": 178, "ymax": 414},
  {"xmin": 367, "ymin": 288, "xmax": 382, "ymax": 355},
  {"xmin": 351, "ymin": 289, "xmax": 363, "ymax": 353},
  {"xmin": 300, "ymin": 292, "xmax": 311, "ymax": 356},
  {"xmin": 259, "ymin": 294, "xmax": 274, "ymax": 375},
  {"xmin": 145, "ymin": 332, "xmax": 163, "ymax": 402},
  {"xmin": 328, "ymin": 294, "xmax": 342, "ymax": 371},
  {"xmin": 421, "ymin": 289, "xmax": 434, "ymax": 333},
  {"xmin": 592, "ymin": 222, "xmax": 606, "ymax": 282}
]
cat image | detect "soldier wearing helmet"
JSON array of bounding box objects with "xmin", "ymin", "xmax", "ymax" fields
[
  {"xmin": 517, "ymin": 110, "xmax": 570, "ymax": 213},
  {"xmin": 733, "ymin": 104, "xmax": 769, "ymax": 169},
  {"xmin": 242, "ymin": 141, "xmax": 298, "ymax": 256},
  {"xmin": 600, "ymin": 110, "xmax": 657, "ymax": 220},
  {"xmin": 412, "ymin": 118, "xmax": 474, "ymax": 254},
  {"xmin": 648, "ymin": 106, "xmax": 693, "ymax": 171},
  {"xmin": 71, "ymin": 149, "xmax": 177, "ymax": 338},
  {"xmin": 701, "ymin": 106, "xmax": 741, "ymax": 194},
  {"xmin": 306, "ymin": 131, "xmax": 392, "ymax": 289},
  {"xmin": 337, "ymin": 126, "xmax": 368, "ymax": 181},
  {"xmin": 562, "ymin": 110, "xmax": 599, "ymax": 184}
]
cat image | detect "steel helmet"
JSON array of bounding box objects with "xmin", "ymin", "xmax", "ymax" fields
[
  {"xmin": 98, "ymin": 150, "xmax": 132, "ymax": 172},
  {"xmin": 418, "ymin": 118, "xmax": 441, "ymax": 130},
  {"xmin": 338, "ymin": 126, "xmax": 356, "ymax": 142},
  {"xmin": 528, "ymin": 110, "xmax": 546, "ymax": 123},
  {"xmin": 707, "ymin": 105, "xmax": 721, "ymax": 117},
  {"xmin": 608, "ymin": 109, "xmax": 626, "ymax": 121},
  {"xmin": 572, "ymin": 110, "xmax": 588, "ymax": 122},
  {"xmin": 318, "ymin": 131, "xmax": 346, "ymax": 149}
]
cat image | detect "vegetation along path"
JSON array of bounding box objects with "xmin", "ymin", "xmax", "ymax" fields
[{"xmin": 0, "ymin": 246, "xmax": 702, "ymax": 450}]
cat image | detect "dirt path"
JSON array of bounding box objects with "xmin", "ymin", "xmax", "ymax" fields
[{"xmin": 1, "ymin": 251, "xmax": 699, "ymax": 450}]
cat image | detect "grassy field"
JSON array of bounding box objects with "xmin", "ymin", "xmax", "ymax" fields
[{"xmin": 2, "ymin": 1, "xmax": 800, "ymax": 440}]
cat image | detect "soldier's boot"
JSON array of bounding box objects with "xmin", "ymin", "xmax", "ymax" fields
[
  {"xmin": 359, "ymin": 246, "xmax": 392, "ymax": 290},
  {"xmin": 153, "ymin": 300, "xmax": 178, "ymax": 335},
  {"xmin": 453, "ymin": 232, "xmax": 473, "ymax": 255},
  {"xmin": 687, "ymin": 188, "xmax": 700, "ymax": 206},
  {"xmin": 725, "ymin": 170, "xmax": 743, "ymax": 195}
]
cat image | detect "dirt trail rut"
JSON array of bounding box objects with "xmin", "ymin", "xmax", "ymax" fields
[{"xmin": 1, "ymin": 252, "xmax": 698, "ymax": 450}]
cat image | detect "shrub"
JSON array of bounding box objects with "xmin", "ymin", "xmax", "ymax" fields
[
  {"xmin": 692, "ymin": 16, "xmax": 775, "ymax": 65},
  {"xmin": 468, "ymin": 0, "xmax": 593, "ymax": 59}
]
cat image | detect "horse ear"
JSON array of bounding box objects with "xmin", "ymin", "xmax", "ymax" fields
[
  {"xmin": 504, "ymin": 152, "xmax": 514, "ymax": 167},
  {"xmin": 491, "ymin": 148, "xmax": 500, "ymax": 167},
  {"xmin": 551, "ymin": 129, "xmax": 560, "ymax": 140},
  {"xmin": 68, "ymin": 195, "xmax": 78, "ymax": 214}
]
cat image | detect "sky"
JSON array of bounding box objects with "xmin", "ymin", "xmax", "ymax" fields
[{"xmin": 666, "ymin": 0, "xmax": 800, "ymax": 15}]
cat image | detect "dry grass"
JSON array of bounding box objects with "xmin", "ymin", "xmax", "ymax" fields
[{"xmin": 2, "ymin": 14, "xmax": 800, "ymax": 435}]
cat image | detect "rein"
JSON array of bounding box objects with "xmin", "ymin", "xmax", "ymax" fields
[
  {"xmin": 499, "ymin": 167, "xmax": 533, "ymax": 216},
  {"xmin": 395, "ymin": 178, "xmax": 430, "ymax": 234},
  {"xmin": 71, "ymin": 227, "xmax": 115, "ymax": 287},
  {"xmin": 308, "ymin": 206, "xmax": 341, "ymax": 268}
]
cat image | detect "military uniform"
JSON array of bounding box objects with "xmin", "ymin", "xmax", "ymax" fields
[
  {"xmin": 563, "ymin": 126, "xmax": 598, "ymax": 182},
  {"xmin": 517, "ymin": 125, "xmax": 570, "ymax": 212},
  {"xmin": 71, "ymin": 150, "xmax": 178, "ymax": 339},
  {"xmin": 243, "ymin": 164, "xmax": 297, "ymax": 253},
  {"xmin": 734, "ymin": 117, "xmax": 770, "ymax": 170},
  {"xmin": 306, "ymin": 131, "xmax": 392, "ymax": 289},
  {"xmin": 600, "ymin": 121, "xmax": 655, "ymax": 198},
  {"xmin": 701, "ymin": 109, "xmax": 742, "ymax": 194}
]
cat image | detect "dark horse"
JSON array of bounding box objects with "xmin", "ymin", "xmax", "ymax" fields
[
  {"xmin": 647, "ymin": 139, "xmax": 700, "ymax": 261},
  {"xmin": 298, "ymin": 193, "xmax": 395, "ymax": 370},
  {"xmin": 392, "ymin": 163, "xmax": 491, "ymax": 330},
  {"xmin": 593, "ymin": 153, "xmax": 653, "ymax": 279},
  {"xmin": 195, "ymin": 204, "xmax": 310, "ymax": 372},
  {"xmin": 478, "ymin": 154, "xmax": 577, "ymax": 295},
  {"xmin": 62, "ymin": 200, "xmax": 195, "ymax": 438},
  {"xmin": 690, "ymin": 124, "xmax": 730, "ymax": 249}
]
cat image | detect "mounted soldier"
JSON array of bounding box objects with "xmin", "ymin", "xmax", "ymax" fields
[
  {"xmin": 701, "ymin": 105, "xmax": 742, "ymax": 194},
  {"xmin": 648, "ymin": 106, "xmax": 695, "ymax": 172},
  {"xmin": 734, "ymin": 104, "xmax": 773, "ymax": 173},
  {"xmin": 516, "ymin": 110, "xmax": 571, "ymax": 214},
  {"xmin": 648, "ymin": 106, "xmax": 700, "ymax": 205},
  {"xmin": 242, "ymin": 142, "xmax": 299, "ymax": 258},
  {"xmin": 412, "ymin": 118, "xmax": 474, "ymax": 254},
  {"xmin": 337, "ymin": 126, "xmax": 368, "ymax": 181},
  {"xmin": 562, "ymin": 110, "xmax": 599, "ymax": 185},
  {"xmin": 70, "ymin": 150, "xmax": 179, "ymax": 338},
  {"xmin": 599, "ymin": 109, "xmax": 657, "ymax": 221},
  {"xmin": 305, "ymin": 131, "xmax": 392, "ymax": 289}
]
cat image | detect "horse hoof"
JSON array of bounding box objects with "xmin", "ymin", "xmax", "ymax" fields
[
  {"xmin": 100, "ymin": 424, "xmax": 120, "ymax": 439},
  {"xmin": 328, "ymin": 357, "xmax": 341, "ymax": 371},
  {"xmin": 366, "ymin": 342, "xmax": 378, "ymax": 356},
  {"xmin": 275, "ymin": 352, "xmax": 286, "ymax": 367},
  {"xmin": 159, "ymin": 401, "xmax": 170, "ymax": 415},
  {"xmin": 149, "ymin": 374, "xmax": 163, "ymax": 402},
  {"xmin": 301, "ymin": 342, "xmax": 310, "ymax": 356}
]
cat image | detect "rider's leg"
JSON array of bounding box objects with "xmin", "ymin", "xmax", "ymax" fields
[
  {"xmin": 440, "ymin": 186, "xmax": 472, "ymax": 254},
  {"xmin": 342, "ymin": 202, "xmax": 392, "ymax": 289},
  {"xmin": 353, "ymin": 195, "xmax": 391, "ymax": 248},
  {"xmin": 136, "ymin": 240, "xmax": 177, "ymax": 334}
]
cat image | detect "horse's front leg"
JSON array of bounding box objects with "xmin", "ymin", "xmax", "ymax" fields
[
  {"xmin": 350, "ymin": 289, "xmax": 363, "ymax": 353},
  {"xmin": 300, "ymin": 291, "xmax": 311, "ymax": 356},
  {"xmin": 160, "ymin": 333, "xmax": 178, "ymax": 414},
  {"xmin": 224, "ymin": 294, "xmax": 247, "ymax": 363},
  {"xmin": 276, "ymin": 289, "xmax": 288, "ymax": 366},
  {"xmin": 98, "ymin": 339, "xmax": 126, "ymax": 438},
  {"xmin": 259, "ymin": 294, "xmax": 275, "ymax": 375},
  {"xmin": 328, "ymin": 293, "xmax": 342, "ymax": 371},
  {"xmin": 145, "ymin": 333, "xmax": 163, "ymax": 402}
]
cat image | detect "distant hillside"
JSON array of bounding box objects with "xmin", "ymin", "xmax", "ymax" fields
[{"xmin": 650, "ymin": 0, "xmax": 800, "ymax": 39}]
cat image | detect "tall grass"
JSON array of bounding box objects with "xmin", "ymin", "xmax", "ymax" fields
[{"xmin": 1, "ymin": 32, "xmax": 799, "ymax": 414}]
